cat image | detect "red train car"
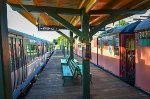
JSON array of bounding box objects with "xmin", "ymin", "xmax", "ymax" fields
[
  {"xmin": 74, "ymin": 38, "xmax": 82, "ymax": 57},
  {"xmin": 91, "ymin": 36, "xmax": 98, "ymax": 65},
  {"xmin": 74, "ymin": 20, "xmax": 150, "ymax": 93},
  {"xmin": 134, "ymin": 18, "xmax": 150, "ymax": 94},
  {"xmin": 97, "ymin": 22, "xmax": 140, "ymax": 83}
]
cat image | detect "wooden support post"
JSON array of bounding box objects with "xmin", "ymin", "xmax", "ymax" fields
[
  {"xmin": 82, "ymin": 43, "xmax": 91, "ymax": 99},
  {"xmin": 70, "ymin": 31, "xmax": 74, "ymax": 59},
  {"xmin": 81, "ymin": 9, "xmax": 91, "ymax": 99},
  {"xmin": 97, "ymin": 38, "xmax": 99, "ymax": 65},
  {"xmin": 0, "ymin": 0, "xmax": 12, "ymax": 98}
]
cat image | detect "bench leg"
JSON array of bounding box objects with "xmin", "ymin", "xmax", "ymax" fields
[
  {"xmin": 63, "ymin": 77, "xmax": 65, "ymax": 86},
  {"xmin": 71, "ymin": 77, "xmax": 74, "ymax": 83},
  {"xmin": 90, "ymin": 73, "xmax": 93, "ymax": 84}
]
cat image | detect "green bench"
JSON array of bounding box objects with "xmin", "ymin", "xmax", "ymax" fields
[
  {"xmin": 61, "ymin": 55, "xmax": 78, "ymax": 64},
  {"xmin": 61, "ymin": 55, "xmax": 70, "ymax": 66},
  {"xmin": 61, "ymin": 58, "xmax": 92, "ymax": 86},
  {"xmin": 62, "ymin": 59, "xmax": 79, "ymax": 86},
  {"xmin": 68, "ymin": 60, "xmax": 93, "ymax": 84}
]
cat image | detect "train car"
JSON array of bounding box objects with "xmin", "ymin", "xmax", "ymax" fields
[
  {"xmin": 74, "ymin": 37, "xmax": 82, "ymax": 57},
  {"xmin": 97, "ymin": 21, "xmax": 140, "ymax": 85},
  {"xmin": 8, "ymin": 29, "xmax": 53, "ymax": 99},
  {"xmin": 91, "ymin": 35, "xmax": 98, "ymax": 65},
  {"xmin": 134, "ymin": 18, "xmax": 150, "ymax": 94},
  {"xmin": 74, "ymin": 21, "xmax": 140, "ymax": 84},
  {"xmin": 74, "ymin": 20, "xmax": 150, "ymax": 94}
]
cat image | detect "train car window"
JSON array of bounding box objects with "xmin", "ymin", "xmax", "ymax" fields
[
  {"xmin": 108, "ymin": 36, "xmax": 113, "ymax": 55},
  {"xmin": 98, "ymin": 38, "xmax": 101, "ymax": 48},
  {"xmin": 138, "ymin": 30, "xmax": 150, "ymax": 46},
  {"xmin": 101, "ymin": 37, "xmax": 105, "ymax": 49},
  {"xmin": 9, "ymin": 37, "xmax": 13, "ymax": 72},
  {"xmin": 114, "ymin": 35, "xmax": 119, "ymax": 56},
  {"xmin": 26, "ymin": 45, "xmax": 32, "ymax": 63},
  {"xmin": 19, "ymin": 39, "xmax": 24, "ymax": 68},
  {"xmin": 16, "ymin": 38, "xmax": 23, "ymax": 69},
  {"xmin": 26, "ymin": 44, "xmax": 38, "ymax": 63},
  {"xmin": 13, "ymin": 38, "xmax": 17, "ymax": 71},
  {"xmin": 78, "ymin": 43, "xmax": 82, "ymax": 48}
]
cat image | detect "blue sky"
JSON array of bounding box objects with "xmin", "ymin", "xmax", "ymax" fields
[{"xmin": 7, "ymin": 5, "xmax": 62, "ymax": 42}]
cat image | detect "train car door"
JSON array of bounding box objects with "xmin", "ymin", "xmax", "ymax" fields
[{"xmin": 120, "ymin": 35, "xmax": 135, "ymax": 86}]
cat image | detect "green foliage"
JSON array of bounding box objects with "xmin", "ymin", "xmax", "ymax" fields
[
  {"xmin": 52, "ymin": 39, "xmax": 58, "ymax": 45},
  {"xmin": 119, "ymin": 20, "xmax": 129, "ymax": 26},
  {"xmin": 54, "ymin": 35, "xmax": 67, "ymax": 46}
]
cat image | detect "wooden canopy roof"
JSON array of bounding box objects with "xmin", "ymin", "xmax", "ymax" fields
[{"xmin": 8, "ymin": 0, "xmax": 150, "ymax": 30}]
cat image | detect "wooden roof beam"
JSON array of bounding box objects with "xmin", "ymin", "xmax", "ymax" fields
[
  {"xmin": 56, "ymin": 31, "xmax": 78, "ymax": 42},
  {"xmin": 9, "ymin": 4, "xmax": 82, "ymax": 16},
  {"xmin": 56, "ymin": 31, "xmax": 70, "ymax": 40},
  {"xmin": 89, "ymin": 9, "xmax": 147, "ymax": 15},
  {"xmin": 47, "ymin": 13, "xmax": 82, "ymax": 37},
  {"xmin": 90, "ymin": 9, "xmax": 147, "ymax": 36},
  {"xmin": 90, "ymin": 14, "xmax": 117, "ymax": 37},
  {"xmin": 33, "ymin": 0, "xmax": 51, "ymax": 26}
]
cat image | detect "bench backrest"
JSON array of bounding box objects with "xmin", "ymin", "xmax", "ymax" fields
[
  {"xmin": 69, "ymin": 59, "xmax": 79, "ymax": 76},
  {"xmin": 66, "ymin": 55, "xmax": 70, "ymax": 65}
]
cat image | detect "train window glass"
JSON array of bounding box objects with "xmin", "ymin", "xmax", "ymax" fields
[
  {"xmin": 114, "ymin": 35, "xmax": 119, "ymax": 56},
  {"xmin": 19, "ymin": 39, "xmax": 24, "ymax": 67},
  {"xmin": 78, "ymin": 44, "xmax": 82, "ymax": 48},
  {"xmin": 98, "ymin": 38, "xmax": 101, "ymax": 48},
  {"xmin": 101, "ymin": 37, "xmax": 105, "ymax": 49},
  {"xmin": 16, "ymin": 38, "xmax": 22, "ymax": 69},
  {"xmin": 26, "ymin": 44, "xmax": 38, "ymax": 63},
  {"xmin": 9, "ymin": 37, "xmax": 13, "ymax": 72},
  {"xmin": 108, "ymin": 36, "xmax": 113, "ymax": 55},
  {"xmin": 26, "ymin": 45, "xmax": 32, "ymax": 63},
  {"xmin": 13, "ymin": 38, "xmax": 17, "ymax": 71},
  {"xmin": 138, "ymin": 30, "xmax": 150, "ymax": 46}
]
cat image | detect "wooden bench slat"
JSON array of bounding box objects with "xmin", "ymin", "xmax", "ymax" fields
[
  {"xmin": 61, "ymin": 58, "xmax": 92, "ymax": 85},
  {"xmin": 73, "ymin": 59, "xmax": 78, "ymax": 63},
  {"xmin": 62, "ymin": 66, "xmax": 73, "ymax": 77},
  {"xmin": 61, "ymin": 59, "xmax": 67, "ymax": 64}
]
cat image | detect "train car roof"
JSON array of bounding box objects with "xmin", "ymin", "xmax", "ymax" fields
[
  {"xmin": 98, "ymin": 21, "xmax": 140, "ymax": 37},
  {"xmin": 135, "ymin": 18, "xmax": 150, "ymax": 31},
  {"xmin": 112, "ymin": 21, "xmax": 141, "ymax": 34},
  {"xmin": 98, "ymin": 28, "xmax": 116, "ymax": 37},
  {"xmin": 8, "ymin": 28, "xmax": 48, "ymax": 43}
]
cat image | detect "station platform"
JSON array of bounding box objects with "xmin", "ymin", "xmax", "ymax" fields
[{"xmin": 26, "ymin": 50, "xmax": 149, "ymax": 99}]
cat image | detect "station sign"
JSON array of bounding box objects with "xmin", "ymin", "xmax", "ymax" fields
[
  {"xmin": 82, "ymin": 43, "xmax": 91, "ymax": 60},
  {"xmin": 38, "ymin": 26, "xmax": 59, "ymax": 31}
]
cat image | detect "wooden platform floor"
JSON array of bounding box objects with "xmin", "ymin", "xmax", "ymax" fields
[{"xmin": 26, "ymin": 50, "xmax": 150, "ymax": 99}]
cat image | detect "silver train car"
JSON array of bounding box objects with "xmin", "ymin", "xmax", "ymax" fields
[{"xmin": 8, "ymin": 29, "xmax": 54, "ymax": 99}]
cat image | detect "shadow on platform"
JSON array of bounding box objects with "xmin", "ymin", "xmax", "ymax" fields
[{"xmin": 26, "ymin": 50, "xmax": 149, "ymax": 99}]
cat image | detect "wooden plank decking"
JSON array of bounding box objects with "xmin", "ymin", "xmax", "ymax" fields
[{"xmin": 26, "ymin": 50, "xmax": 150, "ymax": 99}]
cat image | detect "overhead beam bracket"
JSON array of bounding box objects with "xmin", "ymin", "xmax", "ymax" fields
[
  {"xmin": 56, "ymin": 30, "xmax": 71, "ymax": 40},
  {"xmin": 47, "ymin": 12, "xmax": 82, "ymax": 37}
]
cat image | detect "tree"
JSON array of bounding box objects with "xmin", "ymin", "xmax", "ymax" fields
[
  {"xmin": 52, "ymin": 39, "xmax": 58, "ymax": 45},
  {"xmin": 55, "ymin": 36, "xmax": 67, "ymax": 46},
  {"xmin": 119, "ymin": 20, "xmax": 129, "ymax": 26}
]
